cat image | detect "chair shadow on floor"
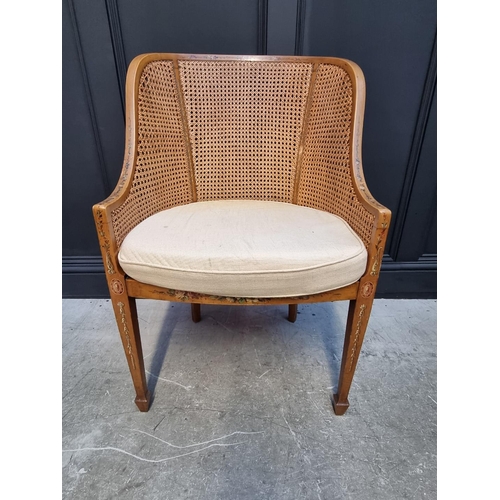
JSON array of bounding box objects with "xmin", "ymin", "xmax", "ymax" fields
[
  {"xmin": 143, "ymin": 303, "xmax": 182, "ymax": 405},
  {"xmin": 317, "ymin": 302, "xmax": 348, "ymax": 395},
  {"xmin": 142, "ymin": 300, "xmax": 349, "ymax": 408}
]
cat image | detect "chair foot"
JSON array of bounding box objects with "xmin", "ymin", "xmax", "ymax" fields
[
  {"xmin": 288, "ymin": 304, "xmax": 297, "ymax": 323},
  {"xmin": 191, "ymin": 303, "xmax": 201, "ymax": 323},
  {"xmin": 332, "ymin": 394, "xmax": 349, "ymax": 415},
  {"xmin": 135, "ymin": 391, "xmax": 151, "ymax": 412}
]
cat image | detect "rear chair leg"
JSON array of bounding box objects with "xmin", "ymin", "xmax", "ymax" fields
[
  {"xmin": 191, "ymin": 303, "xmax": 201, "ymax": 323},
  {"xmin": 109, "ymin": 284, "xmax": 150, "ymax": 411},
  {"xmin": 333, "ymin": 292, "xmax": 375, "ymax": 415},
  {"xmin": 288, "ymin": 304, "xmax": 298, "ymax": 323}
]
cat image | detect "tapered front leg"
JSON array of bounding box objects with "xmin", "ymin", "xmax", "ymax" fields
[
  {"xmin": 333, "ymin": 285, "xmax": 375, "ymax": 415},
  {"xmin": 94, "ymin": 207, "xmax": 150, "ymax": 411},
  {"xmin": 288, "ymin": 304, "xmax": 298, "ymax": 323},
  {"xmin": 109, "ymin": 283, "xmax": 150, "ymax": 411}
]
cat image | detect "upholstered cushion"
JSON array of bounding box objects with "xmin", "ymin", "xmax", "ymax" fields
[{"xmin": 118, "ymin": 200, "xmax": 367, "ymax": 297}]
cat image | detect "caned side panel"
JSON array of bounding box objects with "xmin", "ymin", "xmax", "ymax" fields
[
  {"xmin": 297, "ymin": 64, "xmax": 374, "ymax": 246},
  {"xmin": 112, "ymin": 61, "xmax": 194, "ymax": 247}
]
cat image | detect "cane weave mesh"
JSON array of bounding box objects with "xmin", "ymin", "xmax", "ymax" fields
[
  {"xmin": 178, "ymin": 60, "xmax": 312, "ymax": 202},
  {"xmin": 297, "ymin": 64, "xmax": 374, "ymax": 246},
  {"xmin": 112, "ymin": 60, "xmax": 193, "ymax": 247}
]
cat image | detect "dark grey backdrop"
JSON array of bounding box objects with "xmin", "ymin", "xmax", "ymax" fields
[{"xmin": 63, "ymin": 0, "xmax": 436, "ymax": 298}]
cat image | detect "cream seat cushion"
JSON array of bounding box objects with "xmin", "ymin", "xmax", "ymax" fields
[{"xmin": 118, "ymin": 200, "xmax": 367, "ymax": 298}]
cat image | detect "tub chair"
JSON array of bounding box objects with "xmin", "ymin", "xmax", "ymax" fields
[{"xmin": 92, "ymin": 53, "xmax": 391, "ymax": 415}]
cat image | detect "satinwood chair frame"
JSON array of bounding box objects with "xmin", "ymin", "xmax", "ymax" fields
[{"xmin": 92, "ymin": 53, "xmax": 391, "ymax": 415}]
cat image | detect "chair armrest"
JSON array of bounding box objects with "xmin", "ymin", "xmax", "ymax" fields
[
  {"xmin": 348, "ymin": 61, "xmax": 391, "ymax": 278},
  {"xmin": 350, "ymin": 167, "xmax": 391, "ymax": 279},
  {"xmin": 92, "ymin": 127, "xmax": 136, "ymax": 276},
  {"xmin": 92, "ymin": 54, "xmax": 195, "ymax": 275},
  {"xmin": 296, "ymin": 59, "xmax": 391, "ymax": 280}
]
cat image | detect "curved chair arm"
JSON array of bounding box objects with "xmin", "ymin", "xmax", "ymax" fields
[
  {"xmin": 351, "ymin": 176, "xmax": 391, "ymax": 279},
  {"xmin": 296, "ymin": 59, "xmax": 391, "ymax": 278},
  {"xmin": 92, "ymin": 57, "xmax": 145, "ymax": 276},
  {"xmin": 347, "ymin": 60, "xmax": 391, "ymax": 276},
  {"xmin": 93, "ymin": 54, "xmax": 196, "ymax": 275},
  {"xmin": 350, "ymin": 163, "xmax": 391, "ymax": 278},
  {"xmin": 92, "ymin": 126, "xmax": 138, "ymax": 277},
  {"xmin": 348, "ymin": 61, "xmax": 391, "ymax": 226},
  {"xmin": 93, "ymin": 55, "xmax": 147, "ymax": 212},
  {"xmin": 92, "ymin": 56, "xmax": 149, "ymax": 275}
]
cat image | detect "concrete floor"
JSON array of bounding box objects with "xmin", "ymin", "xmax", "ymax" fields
[{"xmin": 62, "ymin": 298, "xmax": 436, "ymax": 499}]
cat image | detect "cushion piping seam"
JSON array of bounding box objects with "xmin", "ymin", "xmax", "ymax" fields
[{"xmin": 118, "ymin": 250, "xmax": 366, "ymax": 275}]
